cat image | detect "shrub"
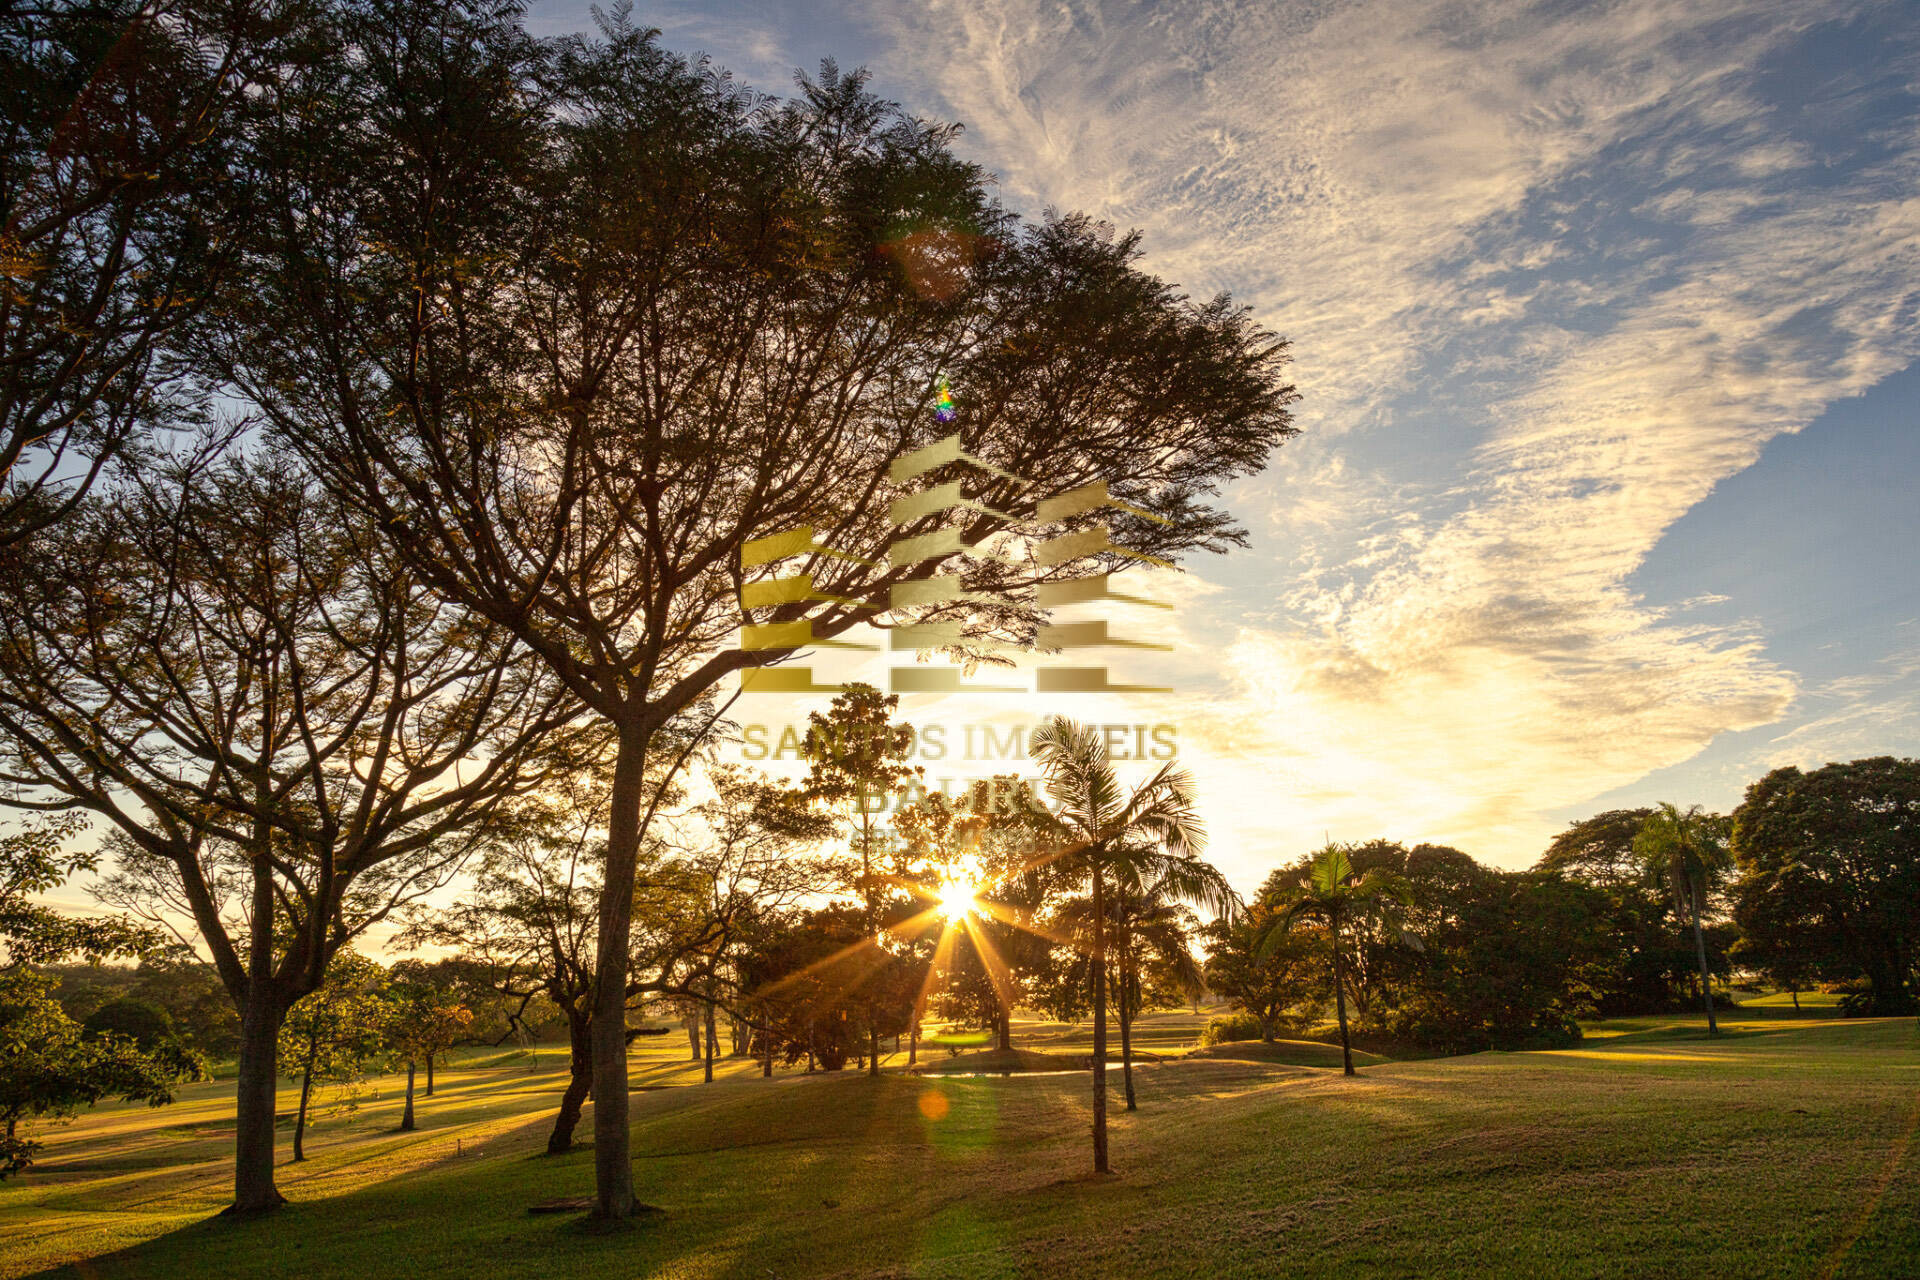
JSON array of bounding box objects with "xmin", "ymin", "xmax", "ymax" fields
[
  {"xmin": 82, "ymin": 997, "xmax": 176, "ymax": 1050},
  {"xmin": 1200, "ymin": 1012, "xmax": 1266, "ymax": 1046}
]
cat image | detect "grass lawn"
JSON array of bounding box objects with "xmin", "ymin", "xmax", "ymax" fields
[{"xmin": 3, "ymin": 1002, "xmax": 1916, "ymax": 1279}]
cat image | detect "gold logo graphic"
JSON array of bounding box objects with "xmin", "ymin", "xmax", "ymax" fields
[{"xmin": 738, "ymin": 417, "xmax": 1173, "ymax": 694}]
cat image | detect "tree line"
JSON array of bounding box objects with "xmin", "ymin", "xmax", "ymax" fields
[{"xmin": 1204, "ymin": 761, "xmax": 1920, "ymax": 1070}]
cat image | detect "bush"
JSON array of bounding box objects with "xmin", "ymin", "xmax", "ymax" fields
[{"xmin": 1200, "ymin": 1012, "xmax": 1266, "ymax": 1046}]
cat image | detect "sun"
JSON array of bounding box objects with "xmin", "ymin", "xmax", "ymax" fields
[{"xmin": 936, "ymin": 877, "xmax": 979, "ymax": 923}]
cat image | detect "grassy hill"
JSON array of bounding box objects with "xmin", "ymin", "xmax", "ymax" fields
[{"xmin": 3, "ymin": 1005, "xmax": 1916, "ymax": 1279}]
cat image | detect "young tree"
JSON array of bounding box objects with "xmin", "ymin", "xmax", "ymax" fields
[
  {"xmin": 219, "ymin": 4, "xmax": 1295, "ymax": 1214},
  {"xmin": 1029, "ymin": 717, "xmax": 1204, "ymax": 1173},
  {"xmin": 1258, "ymin": 843, "xmax": 1415, "ymax": 1077},
  {"xmin": 1107, "ymin": 857, "xmax": 1232, "ymax": 1110},
  {"xmin": 0, "ymin": 452, "xmax": 575, "ymax": 1211},
  {"xmin": 1633, "ymin": 803, "xmax": 1733, "ymax": 1035},
  {"xmin": 384, "ymin": 982, "xmax": 471, "ymax": 1130},
  {"xmin": 278, "ymin": 951, "xmax": 387, "ymax": 1162}
]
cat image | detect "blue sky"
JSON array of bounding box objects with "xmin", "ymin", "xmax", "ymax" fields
[{"xmin": 524, "ymin": 0, "xmax": 1920, "ymax": 877}]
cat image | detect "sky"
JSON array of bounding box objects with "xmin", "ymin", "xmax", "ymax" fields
[
  {"xmin": 28, "ymin": 0, "xmax": 1917, "ymax": 930},
  {"xmin": 527, "ymin": 0, "xmax": 1920, "ymax": 884}
]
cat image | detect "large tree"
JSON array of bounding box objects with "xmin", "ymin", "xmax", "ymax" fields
[
  {"xmin": 211, "ymin": 5, "xmax": 1295, "ymax": 1217},
  {"xmin": 0, "ymin": 0, "xmax": 287, "ymax": 545},
  {"xmin": 1731, "ymin": 758, "xmax": 1919, "ymax": 1015},
  {"xmin": 0, "ymin": 451, "xmax": 573, "ymax": 1211}
]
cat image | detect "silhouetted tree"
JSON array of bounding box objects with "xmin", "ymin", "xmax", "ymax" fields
[{"xmin": 1634, "ymin": 803, "xmax": 1733, "ymax": 1035}]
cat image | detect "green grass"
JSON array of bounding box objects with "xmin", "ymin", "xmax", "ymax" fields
[{"xmin": 5, "ymin": 1004, "xmax": 1917, "ymax": 1279}]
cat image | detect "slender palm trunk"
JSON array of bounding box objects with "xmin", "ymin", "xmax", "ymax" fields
[
  {"xmin": 400, "ymin": 1063, "xmax": 416, "ymax": 1131},
  {"xmin": 1332, "ymin": 915, "xmax": 1355, "ymax": 1076},
  {"xmin": 589, "ymin": 721, "xmax": 648, "ymax": 1219},
  {"xmin": 1119, "ymin": 944, "xmax": 1137, "ymax": 1112},
  {"xmin": 1690, "ymin": 891, "xmax": 1718, "ymax": 1036},
  {"xmin": 1090, "ymin": 857, "xmax": 1110, "ymax": 1173}
]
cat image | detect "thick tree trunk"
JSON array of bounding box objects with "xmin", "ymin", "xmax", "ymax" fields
[
  {"xmin": 686, "ymin": 1017, "xmax": 701, "ymax": 1060},
  {"xmin": 1333, "ymin": 917, "xmax": 1355, "ymax": 1076},
  {"xmin": 400, "ymin": 1063, "xmax": 416, "ymax": 1132},
  {"xmin": 548, "ymin": 1011, "xmax": 593, "ymax": 1155},
  {"xmin": 996, "ymin": 1010, "xmax": 1012, "ymax": 1052},
  {"xmin": 1090, "ymin": 858, "xmax": 1109, "ymax": 1174},
  {"xmin": 229, "ymin": 993, "xmax": 286, "ymax": 1212},
  {"xmin": 1690, "ymin": 895, "xmax": 1718, "ymax": 1035},
  {"xmin": 589, "ymin": 722, "xmax": 648, "ymax": 1219},
  {"xmin": 1120, "ymin": 962, "xmax": 1136, "ymax": 1112},
  {"xmin": 425, "ymin": 1054, "xmax": 434, "ymax": 1098}
]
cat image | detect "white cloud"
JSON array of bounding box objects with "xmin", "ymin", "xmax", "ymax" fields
[{"xmin": 854, "ymin": 0, "xmax": 1920, "ymax": 870}]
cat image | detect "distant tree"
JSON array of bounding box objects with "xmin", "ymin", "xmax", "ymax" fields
[
  {"xmin": 739, "ymin": 905, "xmax": 875, "ymax": 1072},
  {"xmin": 1108, "ymin": 856, "xmax": 1232, "ymax": 1110},
  {"xmin": 129, "ymin": 948, "xmax": 241, "ymax": 1059},
  {"xmin": 1634, "ymin": 804, "xmax": 1733, "ymax": 1035},
  {"xmin": 82, "ymin": 997, "xmax": 176, "ymax": 1051},
  {"xmin": 1535, "ymin": 813, "xmax": 1702, "ymax": 1015},
  {"xmin": 1029, "ymin": 717, "xmax": 1204, "ymax": 1173},
  {"xmin": 383, "ymin": 982, "xmax": 471, "ymax": 1132},
  {"xmin": 1731, "ymin": 758, "xmax": 1920, "ymax": 1015},
  {"xmin": 226, "ymin": 4, "xmax": 1297, "ymax": 1218},
  {"xmin": 278, "ymin": 952, "xmax": 388, "ymax": 1163},
  {"xmin": 1202, "ymin": 881, "xmax": 1327, "ymax": 1043},
  {"xmin": 1258, "ymin": 843, "xmax": 1415, "ymax": 1077},
  {"xmin": 801, "ymin": 685, "xmax": 921, "ymax": 1079},
  {"xmin": 1, "ymin": 817, "xmax": 191, "ymax": 1176},
  {"xmin": 1540, "ymin": 809, "xmax": 1658, "ymax": 888}
]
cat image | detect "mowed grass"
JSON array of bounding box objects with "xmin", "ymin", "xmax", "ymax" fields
[{"xmin": 4, "ymin": 1005, "xmax": 1917, "ymax": 1280}]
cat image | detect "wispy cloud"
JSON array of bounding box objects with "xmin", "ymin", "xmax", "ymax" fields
[{"xmin": 857, "ymin": 0, "xmax": 1920, "ymax": 871}]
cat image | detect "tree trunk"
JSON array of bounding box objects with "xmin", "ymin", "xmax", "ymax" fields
[
  {"xmin": 400, "ymin": 1063, "xmax": 416, "ymax": 1132},
  {"xmin": 686, "ymin": 1017, "xmax": 701, "ymax": 1060},
  {"xmin": 1120, "ymin": 960, "xmax": 1136, "ymax": 1112},
  {"xmin": 1332, "ymin": 915, "xmax": 1355, "ymax": 1076},
  {"xmin": 1790, "ymin": 986, "xmax": 1800, "ymax": 1010},
  {"xmin": 589, "ymin": 721, "xmax": 648, "ymax": 1219},
  {"xmin": 1090, "ymin": 856, "xmax": 1109, "ymax": 1174},
  {"xmin": 548, "ymin": 1011, "xmax": 593, "ymax": 1155},
  {"xmin": 425, "ymin": 1054, "xmax": 434, "ymax": 1098},
  {"xmin": 1690, "ymin": 891, "xmax": 1718, "ymax": 1036},
  {"xmin": 760, "ymin": 1020, "xmax": 774, "ymax": 1078},
  {"xmin": 292, "ymin": 1039, "xmax": 318, "ymax": 1162},
  {"xmin": 996, "ymin": 1010, "xmax": 1012, "ymax": 1052},
  {"xmin": 908, "ymin": 1022, "xmax": 918, "ymax": 1066},
  {"xmin": 229, "ymin": 991, "xmax": 286, "ymax": 1212},
  {"xmin": 703, "ymin": 1002, "xmax": 716, "ymax": 1084}
]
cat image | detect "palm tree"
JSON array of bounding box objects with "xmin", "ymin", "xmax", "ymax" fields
[
  {"xmin": 1029, "ymin": 717, "xmax": 1204, "ymax": 1174},
  {"xmin": 1258, "ymin": 843, "xmax": 1413, "ymax": 1076},
  {"xmin": 1633, "ymin": 803, "xmax": 1732, "ymax": 1035},
  {"xmin": 1111, "ymin": 854, "xmax": 1237, "ymax": 1111}
]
